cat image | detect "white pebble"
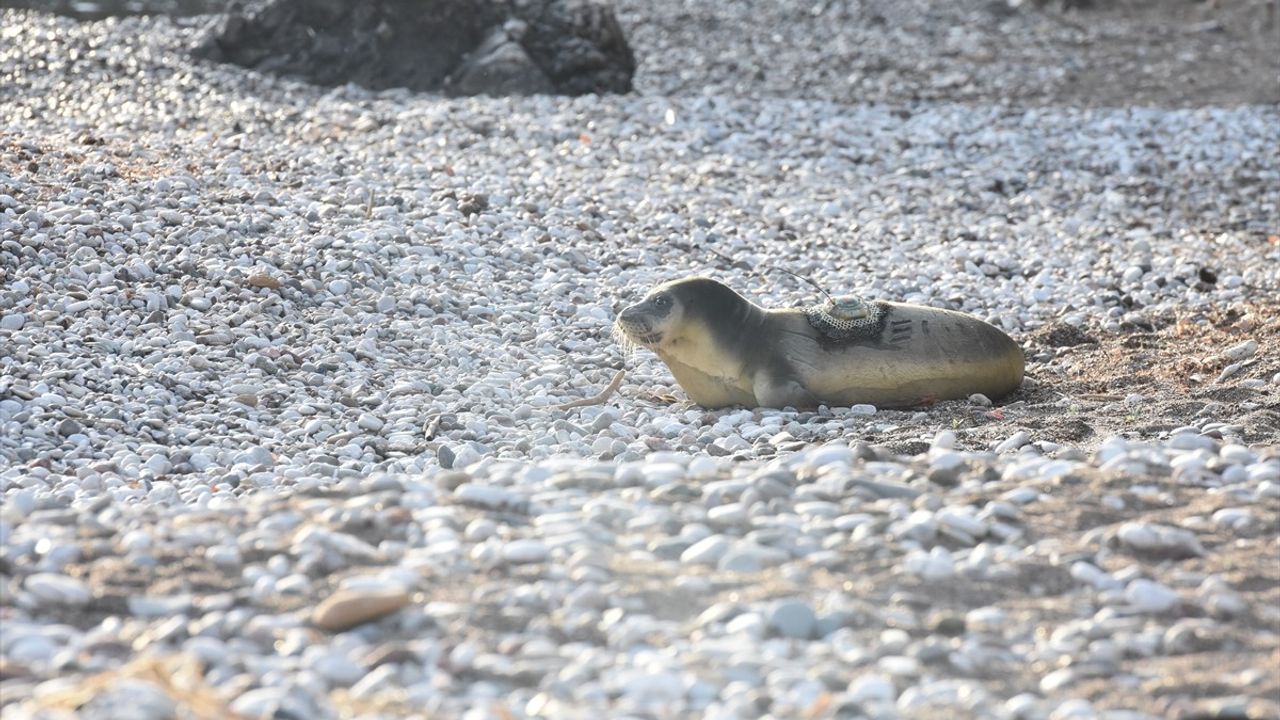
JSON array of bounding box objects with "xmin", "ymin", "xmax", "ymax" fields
[
  {"xmin": 24, "ymin": 573, "xmax": 92, "ymax": 606},
  {"xmin": 1125, "ymin": 578, "xmax": 1179, "ymax": 613},
  {"xmin": 502, "ymin": 538, "xmax": 550, "ymax": 564}
]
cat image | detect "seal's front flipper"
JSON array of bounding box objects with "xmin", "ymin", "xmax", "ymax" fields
[{"xmin": 753, "ymin": 373, "xmax": 820, "ymax": 410}]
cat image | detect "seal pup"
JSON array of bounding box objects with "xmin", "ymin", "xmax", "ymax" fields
[{"xmin": 616, "ymin": 277, "xmax": 1023, "ymax": 409}]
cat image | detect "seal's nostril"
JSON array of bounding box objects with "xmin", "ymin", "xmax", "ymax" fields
[{"xmin": 619, "ymin": 307, "xmax": 642, "ymax": 323}]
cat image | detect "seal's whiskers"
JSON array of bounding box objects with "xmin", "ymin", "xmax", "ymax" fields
[{"xmin": 612, "ymin": 321, "xmax": 640, "ymax": 357}]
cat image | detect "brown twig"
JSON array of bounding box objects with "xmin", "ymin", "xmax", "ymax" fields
[
  {"xmin": 26, "ymin": 655, "xmax": 236, "ymax": 719},
  {"xmin": 557, "ymin": 369, "xmax": 626, "ymax": 410}
]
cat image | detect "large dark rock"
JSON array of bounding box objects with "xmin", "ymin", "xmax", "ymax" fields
[{"xmin": 194, "ymin": 0, "xmax": 635, "ymax": 96}]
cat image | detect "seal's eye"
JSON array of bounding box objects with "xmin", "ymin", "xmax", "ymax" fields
[{"xmin": 653, "ymin": 295, "xmax": 670, "ymax": 307}]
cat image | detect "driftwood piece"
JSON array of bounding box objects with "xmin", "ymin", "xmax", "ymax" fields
[{"xmin": 558, "ymin": 369, "xmax": 625, "ymax": 410}]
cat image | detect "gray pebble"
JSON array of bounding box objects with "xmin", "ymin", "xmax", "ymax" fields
[{"xmin": 768, "ymin": 599, "xmax": 817, "ymax": 639}]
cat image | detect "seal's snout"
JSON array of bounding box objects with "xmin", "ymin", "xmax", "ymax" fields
[
  {"xmin": 616, "ymin": 303, "xmax": 663, "ymax": 347},
  {"xmin": 619, "ymin": 306, "xmax": 645, "ymax": 324}
]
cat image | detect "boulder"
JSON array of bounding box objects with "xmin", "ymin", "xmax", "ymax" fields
[{"xmin": 194, "ymin": 0, "xmax": 635, "ymax": 96}]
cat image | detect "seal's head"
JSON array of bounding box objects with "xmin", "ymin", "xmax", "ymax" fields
[
  {"xmin": 615, "ymin": 277, "xmax": 754, "ymax": 351},
  {"xmin": 615, "ymin": 283, "xmax": 685, "ymax": 349}
]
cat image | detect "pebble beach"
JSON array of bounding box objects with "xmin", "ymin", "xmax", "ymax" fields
[{"xmin": 2, "ymin": 3, "xmax": 1279, "ymax": 719}]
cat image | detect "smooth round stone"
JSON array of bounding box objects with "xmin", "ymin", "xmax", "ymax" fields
[
  {"xmin": 7, "ymin": 489, "xmax": 39, "ymax": 516},
  {"xmin": 183, "ymin": 636, "xmax": 229, "ymax": 666},
  {"xmin": 897, "ymin": 679, "xmax": 990, "ymax": 711},
  {"xmin": 357, "ymin": 413, "xmax": 384, "ymax": 432},
  {"xmin": 230, "ymin": 687, "xmax": 307, "ymax": 718},
  {"xmin": 350, "ymin": 664, "xmax": 400, "ymax": 699},
  {"xmin": 715, "ymin": 434, "xmax": 750, "ymax": 453},
  {"xmin": 1247, "ymin": 461, "xmax": 1280, "ymax": 482},
  {"xmin": 0, "ymin": 313, "xmax": 25, "ymax": 330},
  {"xmin": 188, "ymin": 452, "xmax": 214, "ymax": 471},
  {"xmin": 1125, "ymin": 578, "xmax": 1179, "ymax": 613},
  {"xmin": 277, "ymin": 574, "xmax": 312, "ymax": 595},
  {"xmin": 503, "ymin": 538, "xmax": 549, "ymax": 564},
  {"xmin": 1004, "ymin": 693, "xmax": 1046, "ymax": 719},
  {"xmin": 804, "ymin": 444, "xmax": 856, "ymax": 466},
  {"xmin": 937, "ymin": 507, "xmax": 987, "ymax": 538},
  {"xmin": 312, "ymin": 588, "xmax": 411, "ymax": 632},
  {"xmin": 1039, "ymin": 667, "xmax": 1080, "ymax": 693},
  {"xmin": 235, "ymin": 446, "xmax": 273, "ymax": 467},
  {"xmin": 686, "ymin": 455, "xmax": 721, "ymax": 478},
  {"xmin": 9, "ymin": 633, "xmax": 59, "ymax": 664},
  {"xmin": 1222, "ymin": 339, "xmax": 1257, "ymax": 361},
  {"xmin": 1169, "ymin": 432, "xmax": 1216, "ymax": 451},
  {"xmin": 768, "ymin": 599, "xmax": 816, "ymax": 639},
  {"xmin": 1218, "ymin": 444, "xmax": 1255, "ymax": 465},
  {"xmin": 707, "ymin": 503, "xmax": 749, "ymax": 525},
  {"xmin": 128, "ymin": 594, "xmax": 193, "ymax": 618},
  {"xmin": 1048, "ymin": 698, "xmax": 1097, "ymax": 719},
  {"xmin": 904, "ymin": 548, "xmax": 955, "ymax": 580},
  {"xmin": 848, "ymin": 674, "xmax": 896, "ymax": 702},
  {"xmin": 877, "ymin": 656, "xmax": 920, "ymax": 677},
  {"xmin": 1002, "ymin": 487, "xmax": 1041, "ymax": 505},
  {"xmin": 929, "ymin": 452, "xmax": 964, "ymax": 473},
  {"xmin": 725, "ymin": 612, "xmax": 767, "ymax": 639},
  {"xmin": 120, "ymin": 530, "xmax": 153, "ymax": 553},
  {"xmin": 143, "ymin": 454, "xmax": 171, "ymax": 476},
  {"xmin": 1197, "ymin": 577, "xmax": 1247, "ymax": 617},
  {"xmin": 304, "ymin": 647, "xmax": 366, "ymax": 686},
  {"xmin": 931, "ymin": 430, "xmax": 957, "ymax": 449},
  {"xmin": 879, "ymin": 628, "xmax": 911, "ymax": 653},
  {"xmin": 35, "ymin": 540, "xmax": 80, "ymax": 571},
  {"xmin": 994, "ymin": 431, "xmax": 1030, "ymax": 454},
  {"xmin": 24, "ymin": 573, "xmax": 92, "ymax": 606},
  {"xmin": 57, "ymin": 418, "xmax": 83, "ymax": 436},
  {"xmin": 718, "ymin": 542, "xmax": 788, "ymax": 572},
  {"xmin": 1162, "ymin": 618, "xmax": 1223, "ymax": 655},
  {"xmin": 965, "ymin": 606, "xmax": 1006, "ymax": 634},
  {"xmin": 655, "ymin": 538, "xmax": 696, "ymax": 561},
  {"xmin": 1117, "ymin": 522, "xmax": 1204, "ymax": 557},
  {"xmin": 1070, "ymin": 561, "xmax": 1121, "ymax": 591},
  {"xmin": 968, "ymin": 393, "xmax": 993, "ymax": 407},
  {"xmin": 205, "ymin": 545, "xmax": 242, "ymax": 567},
  {"xmin": 451, "ymin": 446, "xmax": 483, "ymax": 470},
  {"xmin": 681, "ymin": 535, "xmax": 732, "ymax": 566},
  {"xmin": 619, "ymin": 669, "xmax": 684, "ymax": 702},
  {"xmin": 453, "ymin": 484, "xmax": 518, "ymax": 509},
  {"xmin": 328, "ymin": 279, "xmax": 352, "ymax": 295},
  {"xmin": 696, "ymin": 601, "xmax": 741, "ymax": 628},
  {"xmin": 1211, "ymin": 507, "xmax": 1255, "ymax": 532},
  {"xmin": 81, "ymin": 679, "xmax": 178, "ymax": 720},
  {"xmin": 813, "ymin": 609, "xmax": 853, "ymax": 638}
]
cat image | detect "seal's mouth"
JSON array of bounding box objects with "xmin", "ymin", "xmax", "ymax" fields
[{"xmin": 615, "ymin": 318, "xmax": 663, "ymax": 348}]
